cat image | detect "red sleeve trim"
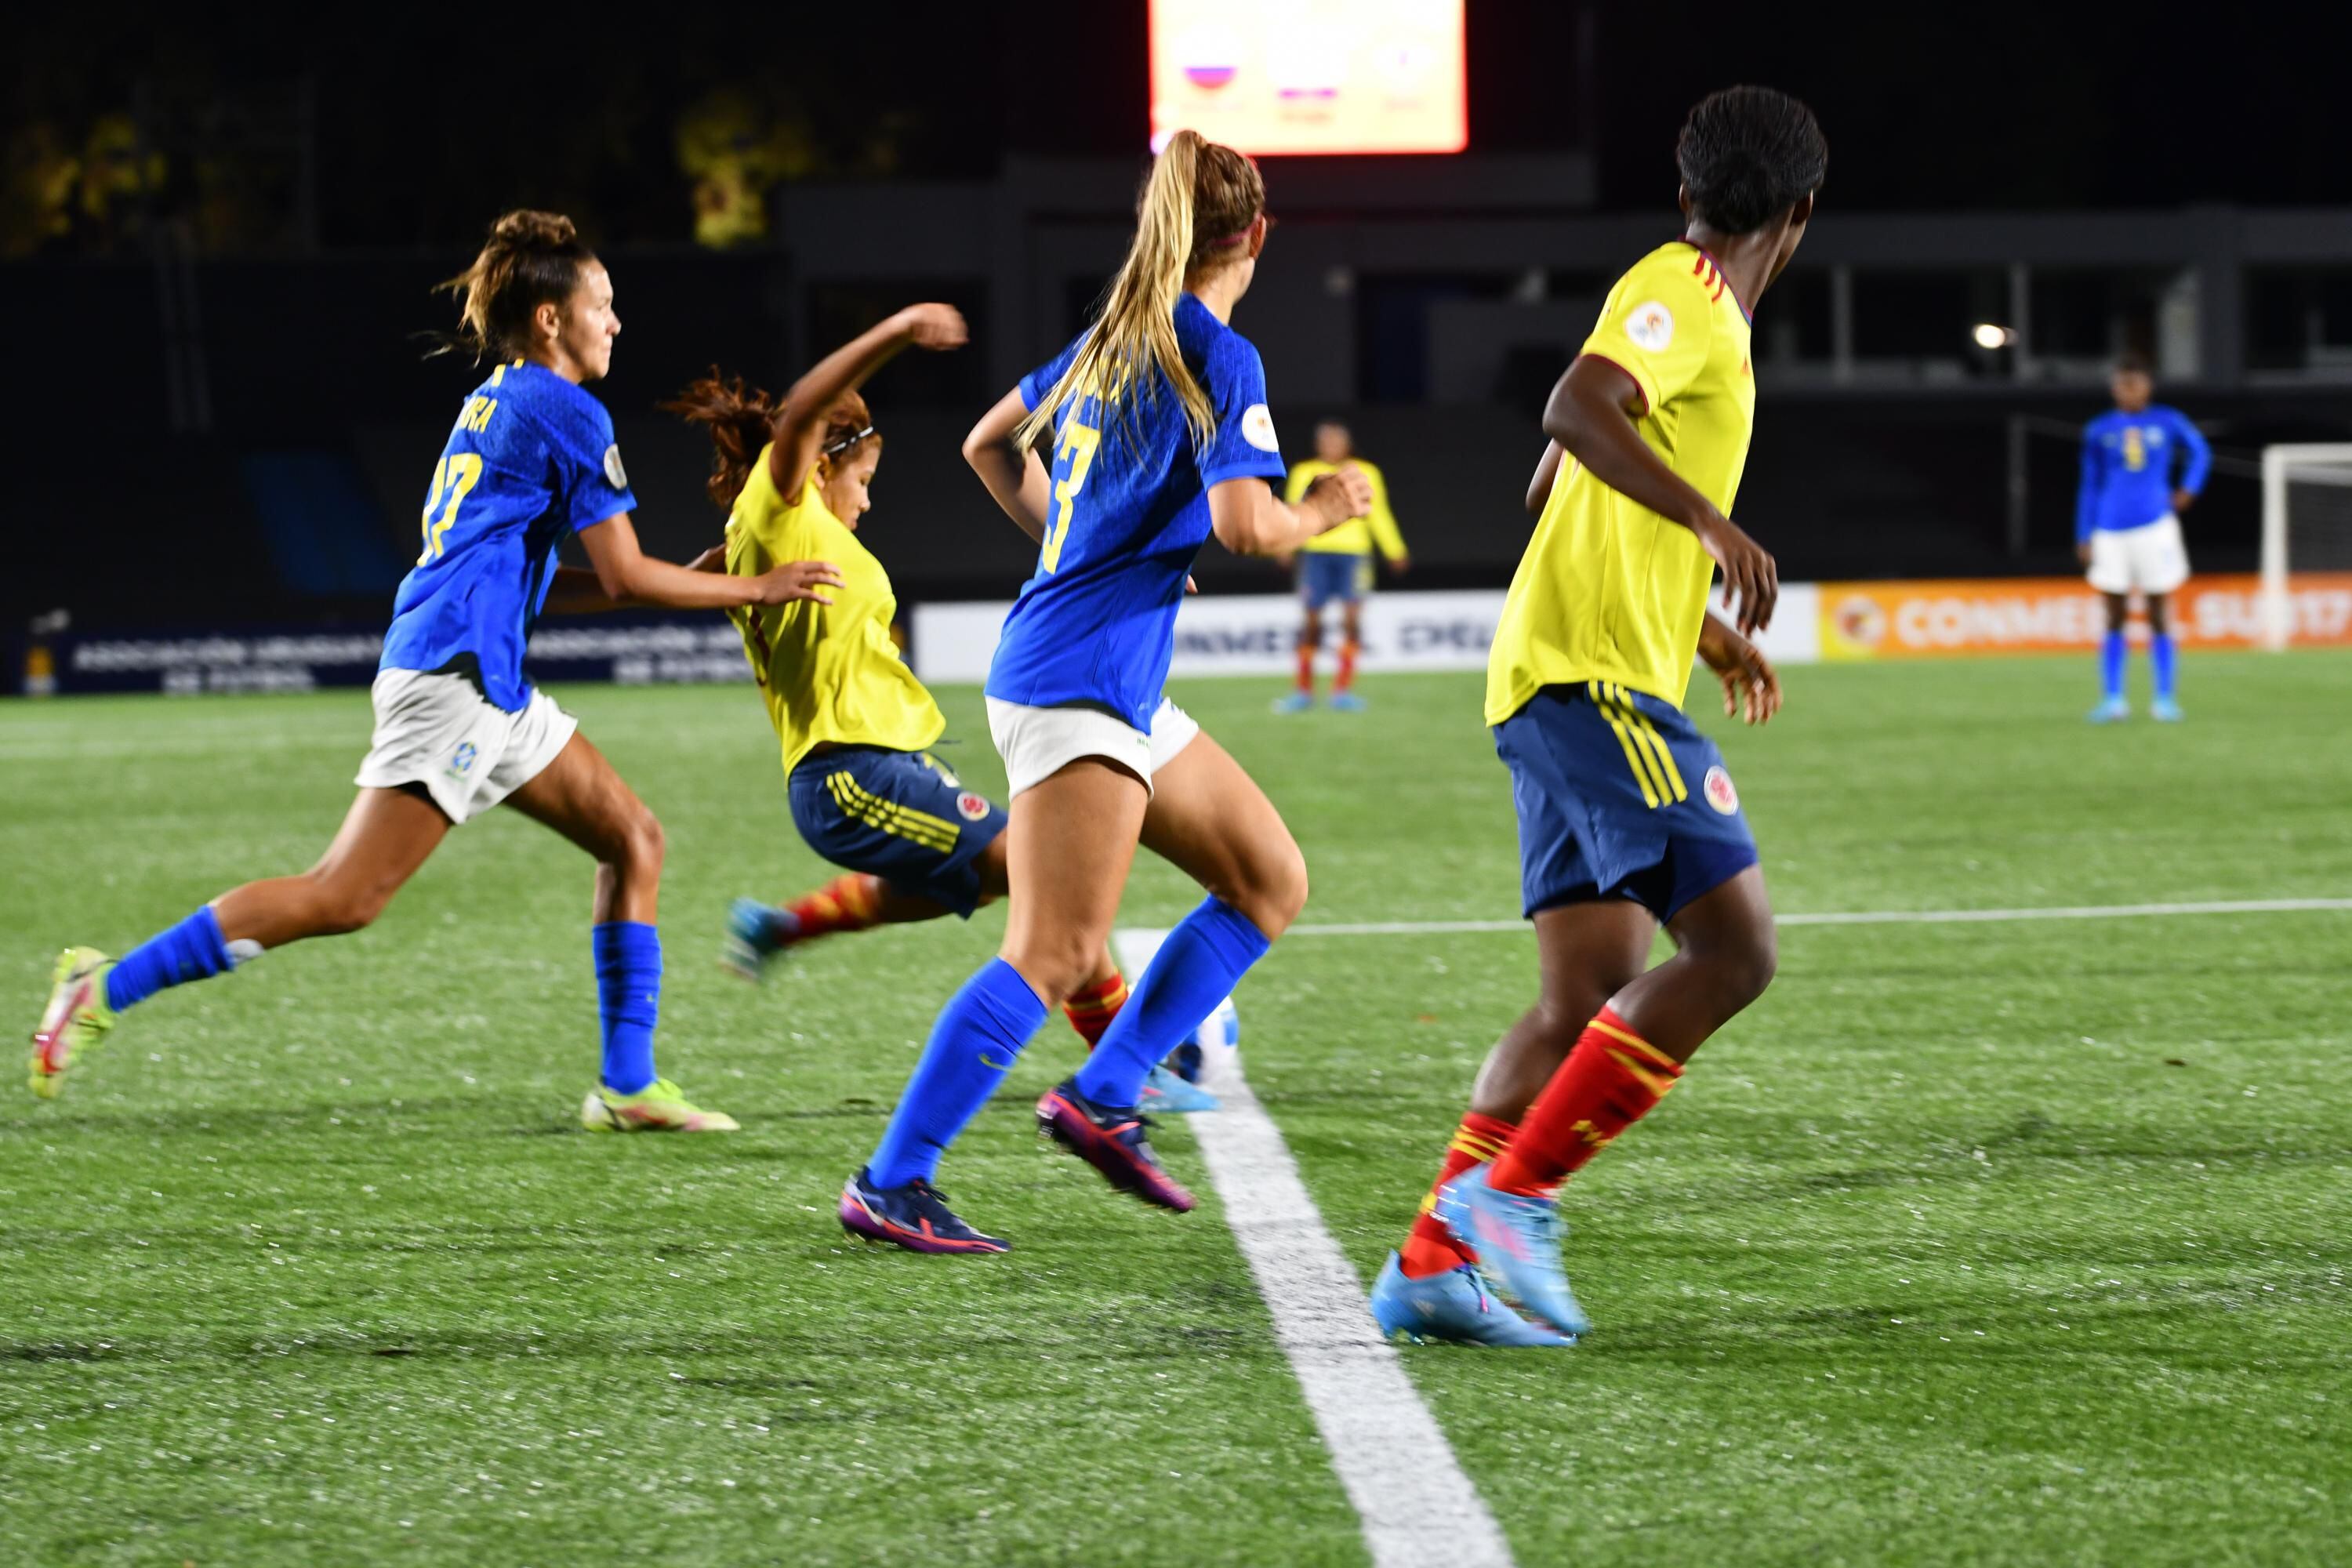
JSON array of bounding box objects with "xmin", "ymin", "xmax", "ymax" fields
[{"xmin": 1577, "ymin": 351, "xmax": 1652, "ymax": 416}]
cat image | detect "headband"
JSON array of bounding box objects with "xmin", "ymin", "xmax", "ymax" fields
[{"xmin": 822, "ymin": 423, "xmax": 876, "ymax": 457}]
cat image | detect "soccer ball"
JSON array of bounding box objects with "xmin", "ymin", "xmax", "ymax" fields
[{"xmin": 1168, "ymin": 994, "xmax": 1241, "ymax": 1085}]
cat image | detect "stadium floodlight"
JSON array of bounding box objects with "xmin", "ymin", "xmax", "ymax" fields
[
  {"xmin": 2259, "ymin": 443, "xmax": 2352, "ymax": 649},
  {"xmin": 1972, "ymin": 323, "xmax": 2016, "ymax": 350}
]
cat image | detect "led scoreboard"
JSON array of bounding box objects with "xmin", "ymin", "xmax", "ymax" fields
[{"xmin": 1149, "ymin": 1, "xmax": 1468, "ymax": 157}]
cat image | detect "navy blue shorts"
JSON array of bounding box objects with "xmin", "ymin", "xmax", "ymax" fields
[
  {"xmin": 1493, "ymin": 683, "xmax": 1759, "ymax": 924},
  {"xmin": 786, "ymin": 747, "xmax": 1007, "ymax": 918},
  {"xmin": 1298, "ymin": 550, "xmax": 1371, "ymax": 609}
]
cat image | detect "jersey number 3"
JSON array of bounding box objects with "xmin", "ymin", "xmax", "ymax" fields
[
  {"xmin": 418, "ymin": 453, "xmax": 485, "ymax": 564},
  {"xmin": 1041, "ymin": 420, "xmax": 1101, "ymax": 574}
]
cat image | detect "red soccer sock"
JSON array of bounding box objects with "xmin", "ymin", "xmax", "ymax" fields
[
  {"xmin": 1062, "ymin": 972, "xmax": 1129, "ymax": 1050},
  {"xmin": 1335, "ymin": 640, "xmax": 1360, "ymax": 694},
  {"xmin": 782, "ymin": 873, "xmax": 885, "ymax": 941},
  {"xmin": 1486, "ymin": 1008, "xmax": 1682, "ymax": 1196},
  {"xmin": 1398, "ymin": 1111, "xmax": 1517, "ymax": 1278},
  {"xmin": 1294, "ymin": 641, "xmax": 1316, "ymax": 694}
]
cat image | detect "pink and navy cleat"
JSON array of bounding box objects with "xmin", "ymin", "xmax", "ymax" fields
[
  {"xmin": 1036, "ymin": 1079, "xmax": 1196, "ymax": 1212},
  {"xmin": 839, "ymin": 1168, "xmax": 1010, "ymax": 1254}
]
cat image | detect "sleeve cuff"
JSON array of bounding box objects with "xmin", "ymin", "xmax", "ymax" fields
[{"xmin": 1203, "ymin": 457, "xmax": 1289, "ymax": 489}]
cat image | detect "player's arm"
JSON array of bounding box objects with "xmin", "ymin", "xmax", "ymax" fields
[
  {"xmin": 963, "ymin": 387, "xmax": 1054, "ymax": 543},
  {"xmin": 574, "ymin": 512, "xmax": 840, "ymax": 610},
  {"xmin": 1208, "ymin": 469, "xmax": 1374, "ymax": 557},
  {"xmin": 2075, "ymin": 426, "xmax": 2102, "ymax": 563},
  {"xmin": 772, "ymin": 303, "xmax": 969, "ymax": 498},
  {"xmin": 1363, "ymin": 464, "xmax": 1409, "ymax": 572},
  {"xmin": 1697, "ymin": 609, "xmax": 1781, "ymax": 726},
  {"xmin": 1543, "ymin": 355, "xmax": 1777, "ymax": 633},
  {"xmin": 2171, "ymin": 411, "xmax": 2212, "ymax": 513},
  {"xmin": 1526, "ymin": 441, "xmax": 1565, "ymax": 517}
]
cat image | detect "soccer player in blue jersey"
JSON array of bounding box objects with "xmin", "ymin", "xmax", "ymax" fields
[
  {"xmin": 2079, "ymin": 354, "xmax": 2209, "ymax": 722},
  {"xmin": 29, "ymin": 210, "xmax": 841, "ymax": 1127},
  {"xmin": 837, "ymin": 131, "xmax": 1373, "ymax": 1252}
]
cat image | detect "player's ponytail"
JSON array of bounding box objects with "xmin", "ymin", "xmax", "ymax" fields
[
  {"xmin": 1014, "ymin": 130, "xmax": 1265, "ymax": 454},
  {"xmin": 666, "ymin": 371, "xmax": 880, "ymax": 509},
  {"xmin": 430, "ymin": 209, "xmax": 598, "ymax": 362}
]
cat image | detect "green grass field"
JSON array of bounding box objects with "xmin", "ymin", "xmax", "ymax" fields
[{"xmin": 5, "ymin": 653, "xmax": 2349, "ymax": 1566}]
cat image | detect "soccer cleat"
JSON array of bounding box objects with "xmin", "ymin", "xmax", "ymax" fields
[
  {"xmin": 28, "ymin": 946, "xmax": 117, "ymax": 1099},
  {"xmin": 1271, "ymin": 691, "xmax": 1313, "ymax": 714},
  {"xmin": 839, "ymin": 1167, "xmax": 1011, "ymax": 1254},
  {"xmin": 2087, "ymin": 696, "xmax": 2130, "ymax": 724},
  {"xmin": 580, "ymin": 1077, "xmax": 741, "ymax": 1133},
  {"xmin": 1328, "ymin": 691, "xmax": 1367, "ymax": 713},
  {"xmin": 1036, "ymin": 1079, "xmax": 1196, "ymax": 1211},
  {"xmin": 1435, "ymin": 1163, "xmax": 1592, "ymax": 1338},
  {"xmin": 1139, "ymin": 1062, "xmax": 1219, "ymax": 1115},
  {"xmin": 721, "ymin": 897, "xmax": 795, "ymax": 982},
  {"xmin": 2151, "ymin": 697, "xmax": 2185, "ymax": 723},
  {"xmin": 1368, "ymin": 1250, "xmax": 1573, "ymax": 1348}
]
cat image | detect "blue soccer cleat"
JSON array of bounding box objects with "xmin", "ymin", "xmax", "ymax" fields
[
  {"xmin": 1369, "ymin": 1250, "xmax": 1573, "ymax": 1347},
  {"xmin": 1328, "ymin": 691, "xmax": 1367, "ymax": 713},
  {"xmin": 1271, "ymin": 691, "xmax": 1313, "ymax": 714},
  {"xmin": 839, "ymin": 1167, "xmax": 1010, "ymax": 1254},
  {"xmin": 722, "ymin": 897, "xmax": 796, "ymax": 982},
  {"xmin": 1435, "ymin": 1163, "xmax": 1592, "ymax": 1338},
  {"xmin": 2087, "ymin": 696, "xmax": 2130, "ymax": 724},
  {"xmin": 2151, "ymin": 696, "xmax": 2184, "ymax": 723},
  {"xmin": 1140, "ymin": 1063, "xmax": 1219, "ymax": 1114}
]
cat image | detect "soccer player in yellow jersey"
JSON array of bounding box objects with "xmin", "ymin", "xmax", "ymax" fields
[
  {"xmin": 1370, "ymin": 87, "xmax": 1825, "ymax": 1346},
  {"xmin": 666, "ymin": 308, "xmax": 1189, "ymax": 1110},
  {"xmin": 1277, "ymin": 420, "xmax": 1408, "ymax": 712}
]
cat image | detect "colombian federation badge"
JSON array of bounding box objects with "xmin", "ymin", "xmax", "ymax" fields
[
  {"xmin": 1703, "ymin": 765, "xmax": 1740, "ymax": 815},
  {"xmin": 956, "ymin": 791, "xmax": 991, "ymax": 822}
]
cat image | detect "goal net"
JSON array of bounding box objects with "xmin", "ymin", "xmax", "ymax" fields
[{"xmin": 2261, "ymin": 444, "xmax": 2352, "ymax": 649}]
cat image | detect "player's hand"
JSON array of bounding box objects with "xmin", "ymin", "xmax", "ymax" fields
[
  {"xmin": 685, "ymin": 543, "xmax": 728, "ymax": 575},
  {"xmin": 1185, "ymin": 575, "xmax": 1200, "ymax": 595},
  {"xmin": 751, "ymin": 560, "xmax": 844, "ymax": 606},
  {"xmin": 2172, "ymin": 488, "xmax": 2197, "ymax": 514},
  {"xmin": 895, "ymin": 303, "xmax": 969, "ymax": 351},
  {"xmin": 1305, "ymin": 469, "xmax": 1374, "ymax": 531},
  {"xmin": 1711, "ymin": 636, "xmax": 1782, "ymax": 726},
  {"xmin": 1389, "ymin": 554, "xmax": 1411, "ymax": 578},
  {"xmin": 2077, "ymin": 540, "xmax": 2093, "ymax": 566},
  {"xmin": 1693, "ymin": 510, "xmax": 1777, "ymax": 636}
]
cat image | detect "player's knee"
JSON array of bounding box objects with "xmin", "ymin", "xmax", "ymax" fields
[
  {"xmin": 1709, "ymin": 924, "xmax": 1778, "ymax": 1009},
  {"xmin": 1000, "ymin": 935, "xmax": 1099, "ymax": 1008},
  {"xmin": 1223, "ymin": 837, "xmax": 1308, "ymax": 938},
  {"xmin": 304, "ymin": 870, "xmax": 393, "ymax": 936},
  {"xmin": 615, "ymin": 807, "xmax": 665, "ymax": 878},
  {"xmin": 2145, "ymin": 597, "xmax": 2169, "ymax": 634}
]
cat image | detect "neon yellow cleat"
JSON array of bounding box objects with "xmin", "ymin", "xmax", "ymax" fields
[
  {"xmin": 29, "ymin": 947, "xmax": 117, "ymax": 1099},
  {"xmin": 579, "ymin": 1077, "xmax": 740, "ymax": 1133}
]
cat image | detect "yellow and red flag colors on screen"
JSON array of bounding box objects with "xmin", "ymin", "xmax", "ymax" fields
[{"xmin": 1815, "ymin": 574, "xmax": 2352, "ymax": 659}]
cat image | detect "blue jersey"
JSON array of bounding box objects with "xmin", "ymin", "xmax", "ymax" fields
[
  {"xmin": 2077, "ymin": 405, "xmax": 2210, "ymax": 543},
  {"xmin": 379, "ymin": 360, "xmax": 637, "ymax": 711},
  {"xmin": 986, "ymin": 294, "xmax": 1288, "ymax": 730}
]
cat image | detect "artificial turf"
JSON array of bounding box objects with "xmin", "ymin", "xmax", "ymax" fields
[{"xmin": 4, "ymin": 651, "xmax": 2347, "ymax": 1565}]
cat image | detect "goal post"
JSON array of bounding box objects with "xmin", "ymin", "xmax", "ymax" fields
[{"xmin": 2259, "ymin": 443, "xmax": 2352, "ymax": 650}]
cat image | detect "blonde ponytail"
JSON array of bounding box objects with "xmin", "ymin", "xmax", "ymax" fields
[{"xmin": 1015, "ymin": 131, "xmax": 1264, "ymax": 454}]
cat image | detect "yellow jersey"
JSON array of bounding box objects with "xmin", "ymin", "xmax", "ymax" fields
[
  {"xmin": 1285, "ymin": 458, "xmax": 1406, "ymax": 560},
  {"xmin": 1484, "ymin": 241, "xmax": 1755, "ymax": 724},
  {"xmin": 724, "ymin": 444, "xmax": 945, "ymax": 776}
]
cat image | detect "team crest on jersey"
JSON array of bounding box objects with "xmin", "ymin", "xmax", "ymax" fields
[
  {"xmin": 604, "ymin": 444, "xmax": 629, "ymax": 488},
  {"xmin": 1240, "ymin": 404, "xmax": 1279, "ymax": 452},
  {"xmin": 1703, "ymin": 764, "xmax": 1739, "ymax": 815},
  {"xmin": 956, "ymin": 791, "xmax": 990, "ymax": 822},
  {"xmin": 1625, "ymin": 300, "xmax": 1675, "ymax": 352}
]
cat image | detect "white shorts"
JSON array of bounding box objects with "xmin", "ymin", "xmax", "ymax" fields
[
  {"xmin": 353, "ymin": 669, "xmax": 578, "ymax": 823},
  {"xmin": 2086, "ymin": 515, "xmax": 2190, "ymax": 596},
  {"xmin": 985, "ymin": 696, "xmax": 1201, "ymax": 798}
]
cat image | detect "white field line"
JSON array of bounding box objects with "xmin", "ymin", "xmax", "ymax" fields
[
  {"xmin": 1287, "ymin": 896, "xmax": 2352, "ymax": 938},
  {"xmin": 1114, "ymin": 929, "xmax": 1514, "ymax": 1568}
]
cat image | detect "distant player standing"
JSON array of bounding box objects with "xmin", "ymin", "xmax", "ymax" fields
[
  {"xmin": 2079, "ymin": 354, "xmax": 2209, "ymax": 723},
  {"xmin": 837, "ymin": 129, "xmax": 1370, "ymax": 1253},
  {"xmin": 1369, "ymin": 88, "xmax": 1822, "ymax": 1345},
  {"xmin": 28, "ymin": 212, "xmax": 840, "ymax": 1127},
  {"xmin": 1276, "ymin": 419, "xmax": 1408, "ymax": 712}
]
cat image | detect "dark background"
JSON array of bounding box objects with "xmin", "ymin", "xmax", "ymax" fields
[{"xmin": 9, "ymin": 2, "xmax": 2352, "ymax": 644}]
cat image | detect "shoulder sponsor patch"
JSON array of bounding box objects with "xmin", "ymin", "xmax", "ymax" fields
[
  {"xmin": 1703, "ymin": 764, "xmax": 1740, "ymax": 815},
  {"xmin": 1624, "ymin": 301, "xmax": 1675, "ymax": 353},
  {"xmin": 603, "ymin": 444, "xmax": 629, "ymax": 489},
  {"xmin": 1240, "ymin": 404, "xmax": 1280, "ymax": 452}
]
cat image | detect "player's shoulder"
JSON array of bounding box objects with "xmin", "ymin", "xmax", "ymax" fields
[
  {"xmin": 1610, "ymin": 242, "xmax": 1719, "ymax": 308},
  {"xmin": 1177, "ymin": 294, "xmax": 1262, "ymax": 379},
  {"xmin": 2084, "ymin": 408, "xmax": 2123, "ymax": 434}
]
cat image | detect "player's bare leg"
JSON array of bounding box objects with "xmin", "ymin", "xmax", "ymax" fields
[
  {"xmin": 1138, "ymin": 732, "xmax": 1309, "ymax": 943},
  {"xmin": 506, "ymin": 733, "xmax": 735, "ymax": 1131}
]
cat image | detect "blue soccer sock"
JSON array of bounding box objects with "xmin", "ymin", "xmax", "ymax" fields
[
  {"xmin": 869, "ymin": 958, "xmax": 1048, "ymax": 1189},
  {"xmin": 2151, "ymin": 630, "xmax": 2178, "ymax": 701},
  {"xmin": 2100, "ymin": 630, "xmax": 2128, "ymax": 702},
  {"xmin": 593, "ymin": 922, "xmax": 662, "ymax": 1094},
  {"xmin": 1074, "ymin": 897, "xmax": 1271, "ymax": 1109},
  {"xmin": 104, "ymin": 906, "xmax": 240, "ymax": 1014}
]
